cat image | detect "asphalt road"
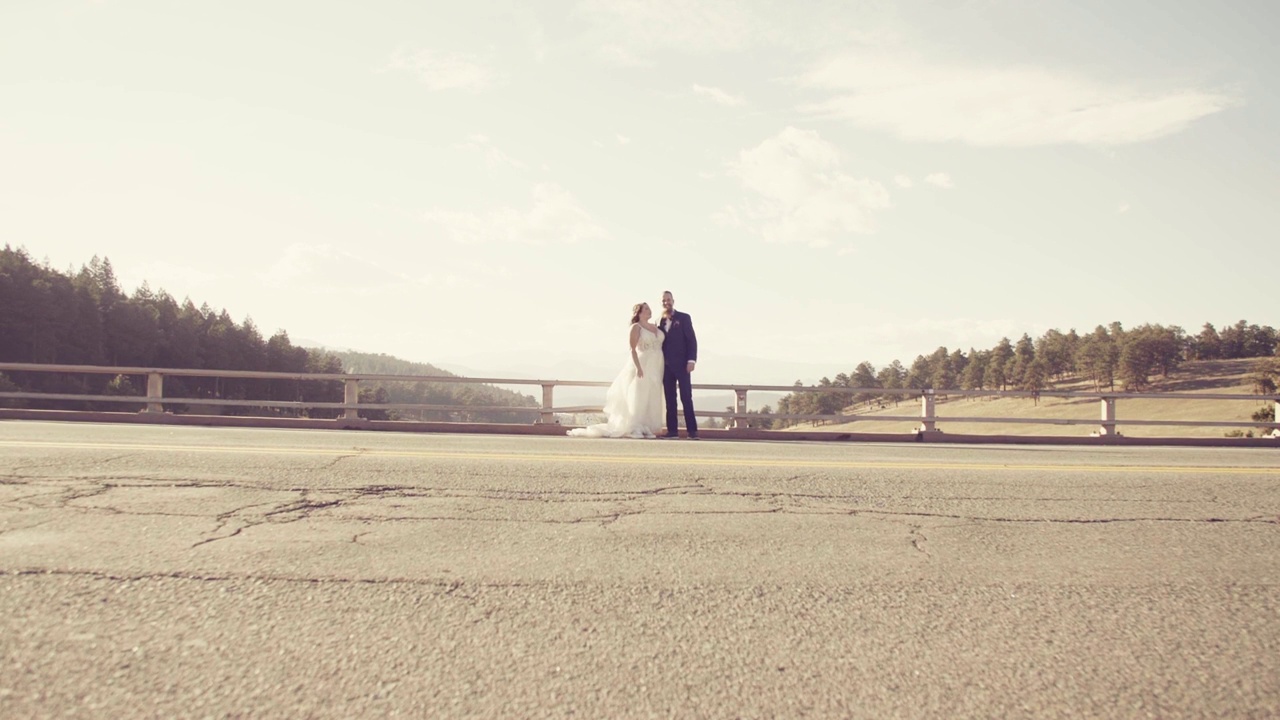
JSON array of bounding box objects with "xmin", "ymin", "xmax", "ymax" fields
[{"xmin": 1, "ymin": 422, "xmax": 1278, "ymax": 718}]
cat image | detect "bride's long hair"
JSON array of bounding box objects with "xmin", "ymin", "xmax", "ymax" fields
[{"xmin": 630, "ymin": 302, "xmax": 647, "ymax": 325}]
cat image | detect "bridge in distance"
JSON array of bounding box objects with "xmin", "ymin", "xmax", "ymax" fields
[{"xmin": 1, "ymin": 421, "xmax": 1277, "ymax": 717}]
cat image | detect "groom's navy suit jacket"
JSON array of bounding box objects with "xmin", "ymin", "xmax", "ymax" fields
[{"xmin": 661, "ymin": 311, "xmax": 697, "ymax": 368}]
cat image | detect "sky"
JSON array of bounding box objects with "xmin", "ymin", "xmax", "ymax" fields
[{"xmin": 2, "ymin": 0, "xmax": 1277, "ymax": 384}]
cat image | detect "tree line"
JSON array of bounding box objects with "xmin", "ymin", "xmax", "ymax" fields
[
  {"xmin": 0, "ymin": 246, "xmax": 538, "ymax": 421},
  {"xmin": 769, "ymin": 321, "xmax": 1280, "ymax": 429}
]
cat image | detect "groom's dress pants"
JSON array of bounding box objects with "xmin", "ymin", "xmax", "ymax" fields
[{"xmin": 663, "ymin": 365, "xmax": 697, "ymax": 437}]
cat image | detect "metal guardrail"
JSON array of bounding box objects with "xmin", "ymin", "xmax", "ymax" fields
[{"xmin": 0, "ymin": 362, "xmax": 1277, "ymax": 437}]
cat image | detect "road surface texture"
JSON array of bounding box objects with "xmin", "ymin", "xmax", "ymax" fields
[{"xmin": 1, "ymin": 422, "xmax": 1278, "ymax": 718}]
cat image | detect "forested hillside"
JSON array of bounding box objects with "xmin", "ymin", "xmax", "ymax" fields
[
  {"xmin": 325, "ymin": 350, "xmax": 538, "ymax": 423},
  {"xmin": 0, "ymin": 246, "xmax": 536, "ymax": 421},
  {"xmin": 769, "ymin": 322, "xmax": 1280, "ymax": 428}
]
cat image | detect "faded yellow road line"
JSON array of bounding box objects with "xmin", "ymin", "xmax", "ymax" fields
[{"xmin": 4, "ymin": 439, "xmax": 1279, "ymax": 475}]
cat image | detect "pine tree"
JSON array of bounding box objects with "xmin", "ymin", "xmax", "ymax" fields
[
  {"xmin": 961, "ymin": 350, "xmax": 986, "ymax": 391},
  {"xmin": 988, "ymin": 337, "xmax": 1014, "ymax": 389},
  {"xmin": 1076, "ymin": 325, "xmax": 1119, "ymax": 391},
  {"xmin": 905, "ymin": 355, "xmax": 932, "ymax": 390},
  {"xmin": 1035, "ymin": 329, "xmax": 1074, "ymax": 380},
  {"xmin": 1021, "ymin": 359, "xmax": 1049, "ymax": 399},
  {"xmin": 876, "ymin": 361, "xmax": 905, "ymax": 406},
  {"xmin": 851, "ymin": 361, "xmax": 880, "ymax": 405},
  {"xmin": 1192, "ymin": 323, "xmax": 1221, "ymax": 360}
]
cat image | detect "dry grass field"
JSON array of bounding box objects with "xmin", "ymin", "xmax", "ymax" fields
[{"xmin": 786, "ymin": 358, "xmax": 1278, "ymax": 438}]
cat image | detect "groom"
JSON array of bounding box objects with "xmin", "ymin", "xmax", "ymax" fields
[{"xmin": 659, "ymin": 290, "xmax": 698, "ymax": 439}]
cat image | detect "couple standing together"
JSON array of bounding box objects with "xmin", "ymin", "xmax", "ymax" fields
[{"xmin": 568, "ymin": 290, "xmax": 699, "ymax": 440}]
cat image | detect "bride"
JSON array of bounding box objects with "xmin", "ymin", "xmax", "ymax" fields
[{"xmin": 568, "ymin": 302, "xmax": 665, "ymax": 438}]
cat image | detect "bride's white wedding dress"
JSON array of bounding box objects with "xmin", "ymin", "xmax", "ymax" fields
[{"xmin": 568, "ymin": 324, "xmax": 665, "ymax": 438}]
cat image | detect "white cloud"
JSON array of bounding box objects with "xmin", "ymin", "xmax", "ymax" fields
[
  {"xmin": 263, "ymin": 244, "xmax": 428, "ymax": 294},
  {"xmin": 457, "ymin": 134, "xmax": 527, "ymax": 170},
  {"xmin": 709, "ymin": 204, "xmax": 742, "ymax": 227},
  {"xmin": 1117, "ymin": 203, "xmax": 1131, "ymax": 214},
  {"xmin": 579, "ymin": 0, "xmax": 756, "ymax": 63},
  {"xmin": 442, "ymin": 261, "xmax": 513, "ymax": 290},
  {"xmin": 577, "ymin": 0, "xmax": 877, "ymax": 63},
  {"xmin": 597, "ymin": 44, "xmax": 654, "ymax": 67},
  {"xmin": 925, "ymin": 172, "xmax": 953, "ymax": 189},
  {"xmin": 528, "ymin": 20, "xmax": 549, "ymax": 63},
  {"xmin": 799, "ymin": 52, "xmax": 1236, "ymax": 147},
  {"xmin": 893, "ymin": 174, "xmax": 913, "ymax": 188},
  {"xmin": 383, "ymin": 49, "xmax": 496, "ymax": 92},
  {"xmin": 616, "ymin": 133, "xmax": 631, "ymax": 145},
  {"xmin": 717, "ymin": 127, "xmax": 891, "ymax": 247},
  {"xmin": 692, "ymin": 83, "xmax": 745, "ymax": 106},
  {"xmin": 422, "ymin": 183, "xmax": 608, "ymax": 245}
]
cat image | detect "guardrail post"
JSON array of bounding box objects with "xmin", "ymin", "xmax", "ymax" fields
[
  {"xmin": 732, "ymin": 388, "xmax": 748, "ymax": 429},
  {"xmin": 919, "ymin": 390, "xmax": 937, "ymax": 433},
  {"xmin": 342, "ymin": 378, "xmax": 360, "ymax": 421},
  {"xmin": 1098, "ymin": 397, "xmax": 1117, "ymax": 435},
  {"xmin": 144, "ymin": 373, "xmax": 164, "ymax": 414},
  {"xmin": 537, "ymin": 383, "xmax": 557, "ymax": 424}
]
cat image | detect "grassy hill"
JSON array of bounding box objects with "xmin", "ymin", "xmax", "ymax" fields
[{"xmin": 787, "ymin": 358, "xmax": 1276, "ymax": 438}]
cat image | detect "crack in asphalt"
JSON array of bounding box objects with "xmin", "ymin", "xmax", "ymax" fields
[
  {"xmin": 593, "ymin": 512, "xmax": 626, "ymax": 528},
  {"xmin": 7, "ymin": 499, "xmax": 1277, "ymax": 530},
  {"xmin": 907, "ymin": 524, "xmax": 930, "ymax": 560},
  {"xmin": 0, "ymin": 518, "xmax": 57, "ymax": 537},
  {"xmin": 263, "ymin": 497, "xmax": 346, "ymax": 520},
  {"xmin": 0, "ymin": 473, "xmax": 1243, "ymax": 509},
  {"xmin": 6, "ymin": 483, "xmax": 308, "ymax": 553},
  {"xmin": 850, "ymin": 508, "xmax": 1279, "ymax": 525},
  {"xmin": 3, "ymin": 567, "xmax": 545, "ymax": 590},
  {"xmin": 322, "ymin": 454, "xmax": 359, "ymax": 470},
  {"xmin": 2, "ymin": 477, "xmax": 1276, "ymax": 540},
  {"xmin": 188, "ymin": 494, "xmax": 345, "ymax": 548},
  {"xmin": 190, "ymin": 521, "xmax": 247, "ymax": 549},
  {"xmin": 91, "ymin": 453, "xmax": 137, "ymax": 466},
  {"xmin": 1, "ymin": 474, "xmax": 316, "ymax": 493},
  {"xmin": 59, "ymin": 484, "xmax": 113, "ymax": 508},
  {"xmin": 203, "ymin": 505, "xmax": 1272, "ymax": 528},
  {"xmin": 0, "ymin": 487, "xmax": 72, "ymax": 509}
]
